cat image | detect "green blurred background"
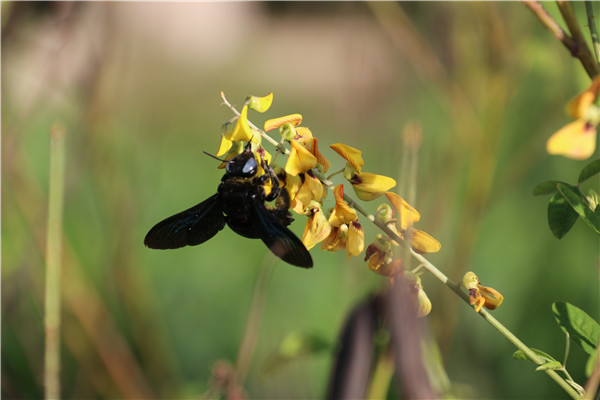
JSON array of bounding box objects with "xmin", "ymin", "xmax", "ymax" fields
[{"xmin": 2, "ymin": 2, "xmax": 598, "ymax": 398}]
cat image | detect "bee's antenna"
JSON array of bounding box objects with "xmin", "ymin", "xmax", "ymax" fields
[{"xmin": 203, "ymin": 151, "xmax": 227, "ymax": 162}]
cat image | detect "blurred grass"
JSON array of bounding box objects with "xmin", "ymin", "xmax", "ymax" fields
[{"xmin": 2, "ymin": 2, "xmax": 599, "ymax": 399}]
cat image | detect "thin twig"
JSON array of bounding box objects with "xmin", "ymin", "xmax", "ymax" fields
[{"xmin": 557, "ymin": 1, "xmax": 600, "ymax": 78}]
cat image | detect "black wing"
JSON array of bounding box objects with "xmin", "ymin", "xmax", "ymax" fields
[
  {"xmin": 253, "ymin": 201, "xmax": 313, "ymax": 268},
  {"xmin": 144, "ymin": 194, "xmax": 225, "ymax": 249}
]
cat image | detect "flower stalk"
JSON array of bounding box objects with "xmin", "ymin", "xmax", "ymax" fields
[{"xmin": 45, "ymin": 123, "xmax": 66, "ymax": 400}]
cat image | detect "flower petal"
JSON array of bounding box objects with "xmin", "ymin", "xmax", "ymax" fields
[
  {"xmin": 291, "ymin": 172, "xmax": 324, "ymax": 213},
  {"xmin": 310, "ymin": 138, "xmax": 331, "ymax": 173},
  {"xmin": 351, "ymin": 172, "xmax": 397, "ymax": 201},
  {"xmin": 546, "ymin": 119, "xmax": 597, "ymax": 160},
  {"xmin": 328, "ymin": 185, "xmax": 358, "ymax": 227},
  {"xmin": 346, "ymin": 220, "xmax": 365, "ymax": 258},
  {"xmin": 247, "ymin": 92, "xmax": 273, "ymax": 113},
  {"xmin": 216, "ymin": 135, "xmax": 233, "ymax": 157},
  {"xmin": 409, "ymin": 229, "xmax": 441, "ymax": 253},
  {"xmin": 462, "ymin": 272, "xmax": 479, "ymax": 290},
  {"xmin": 301, "ymin": 202, "xmax": 332, "ymax": 250},
  {"xmin": 479, "ymin": 285, "xmax": 504, "ymax": 310},
  {"xmin": 264, "ymin": 114, "xmax": 303, "ymax": 132},
  {"xmin": 285, "ymin": 140, "xmax": 318, "ymax": 176},
  {"xmin": 416, "ymin": 288, "xmax": 432, "ymax": 317},
  {"xmin": 330, "ymin": 143, "xmax": 364, "ymax": 172},
  {"xmin": 294, "ymin": 126, "xmax": 314, "ymax": 145},
  {"xmin": 321, "ymin": 225, "xmax": 347, "ymax": 252},
  {"xmin": 385, "ymin": 192, "xmax": 420, "ymax": 230},
  {"xmin": 566, "ymin": 76, "xmax": 600, "ymax": 119},
  {"xmin": 231, "ymin": 105, "xmax": 253, "ymax": 142}
]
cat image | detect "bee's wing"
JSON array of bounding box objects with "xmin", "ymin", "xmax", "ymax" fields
[
  {"xmin": 253, "ymin": 202, "xmax": 313, "ymax": 268},
  {"xmin": 144, "ymin": 194, "xmax": 225, "ymax": 249}
]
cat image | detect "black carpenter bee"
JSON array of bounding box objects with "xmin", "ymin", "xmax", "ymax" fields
[{"xmin": 144, "ymin": 143, "xmax": 313, "ymax": 268}]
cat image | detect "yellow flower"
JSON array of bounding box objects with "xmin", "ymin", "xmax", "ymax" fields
[
  {"xmin": 546, "ymin": 119, "xmax": 597, "ymax": 160},
  {"xmin": 346, "ymin": 166, "xmax": 397, "ymax": 201},
  {"xmin": 384, "ymin": 192, "xmax": 441, "ymax": 253},
  {"xmin": 322, "ymin": 185, "xmax": 364, "ymax": 258},
  {"xmin": 384, "ymin": 192, "xmax": 420, "ymax": 230},
  {"xmin": 463, "ymin": 272, "xmax": 504, "ymax": 312},
  {"xmin": 331, "ymin": 143, "xmax": 395, "ymax": 200},
  {"xmin": 301, "ymin": 201, "xmax": 332, "ymax": 250},
  {"xmin": 547, "ymin": 76, "xmax": 600, "ymax": 160},
  {"xmin": 346, "ymin": 221, "xmax": 365, "ymax": 258},
  {"xmin": 408, "ymin": 229, "xmax": 442, "ymax": 254}
]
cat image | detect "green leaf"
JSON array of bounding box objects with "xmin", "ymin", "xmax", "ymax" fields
[
  {"xmin": 552, "ymin": 302, "xmax": 600, "ymax": 356},
  {"xmin": 513, "ymin": 348, "xmax": 557, "ymax": 364},
  {"xmin": 536, "ymin": 361, "xmax": 563, "ymax": 371},
  {"xmin": 556, "ymin": 183, "xmax": 600, "ymax": 235},
  {"xmin": 533, "ymin": 180, "xmax": 568, "ymax": 196},
  {"xmin": 578, "ymin": 159, "xmax": 600, "ymax": 184},
  {"xmin": 547, "ymin": 192, "xmax": 579, "ymax": 238}
]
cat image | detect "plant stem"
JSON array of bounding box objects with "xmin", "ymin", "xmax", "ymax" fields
[
  {"xmin": 522, "ymin": 1, "xmax": 599, "ymax": 78},
  {"xmin": 44, "ymin": 123, "xmax": 66, "ymax": 400},
  {"xmin": 585, "ymin": 0, "xmax": 600, "ymax": 67}
]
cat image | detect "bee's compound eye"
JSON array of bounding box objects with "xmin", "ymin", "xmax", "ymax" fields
[{"xmin": 242, "ymin": 157, "xmax": 257, "ymax": 175}]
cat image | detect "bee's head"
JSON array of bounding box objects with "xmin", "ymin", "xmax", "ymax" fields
[{"xmin": 225, "ymin": 144, "xmax": 258, "ymax": 177}]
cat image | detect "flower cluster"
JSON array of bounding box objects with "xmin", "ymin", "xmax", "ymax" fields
[
  {"xmin": 218, "ymin": 92, "xmax": 450, "ymax": 317},
  {"xmin": 219, "ymin": 92, "xmax": 443, "ymax": 263},
  {"xmin": 546, "ymin": 75, "xmax": 600, "ymax": 160}
]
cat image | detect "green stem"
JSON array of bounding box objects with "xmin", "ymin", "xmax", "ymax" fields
[
  {"xmin": 585, "ymin": 0, "xmax": 600, "ymax": 68},
  {"xmin": 44, "ymin": 123, "xmax": 66, "ymax": 400},
  {"xmin": 326, "ymin": 168, "xmax": 345, "ymax": 181}
]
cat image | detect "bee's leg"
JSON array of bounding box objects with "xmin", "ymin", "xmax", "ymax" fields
[{"xmin": 262, "ymin": 160, "xmax": 281, "ymax": 202}]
